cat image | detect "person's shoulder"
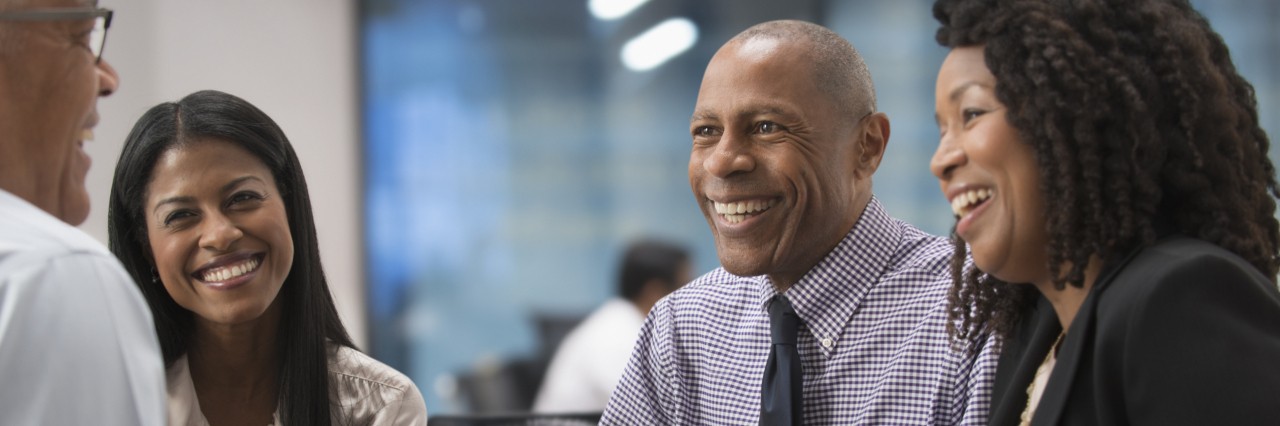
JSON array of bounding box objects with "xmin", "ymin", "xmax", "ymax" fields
[
  {"xmin": 669, "ymin": 267, "xmax": 758, "ymax": 303},
  {"xmin": 1141, "ymin": 235, "xmax": 1257, "ymax": 264},
  {"xmin": 884, "ymin": 219, "xmax": 957, "ymax": 279},
  {"xmin": 561, "ymin": 298, "xmax": 641, "ymax": 349},
  {"xmin": 328, "ymin": 344, "xmax": 428, "ymax": 423},
  {"xmin": 646, "ymin": 267, "xmax": 760, "ymax": 324},
  {"xmin": 1099, "ymin": 235, "xmax": 1278, "ymax": 314},
  {"xmin": 329, "ymin": 345, "xmax": 419, "ymax": 394},
  {"xmin": 0, "ymin": 194, "xmax": 109, "ymax": 260},
  {"xmin": 0, "ymin": 215, "xmax": 133, "ymax": 296},
  {"xmin": 1113, "ymin": 236, "xmax": 1269, "ymax": 288}
]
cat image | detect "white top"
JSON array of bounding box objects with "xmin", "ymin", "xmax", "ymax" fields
[
  {"xmin": 1020, "ymin": 335, "xmax": 1062, "ymax": 426},
  {"xmin": 168, "ymin": 344, "xmax": 428, "ymax": 425},
  {"xmin": 0, "ymin": 189, "xmax": 167, "ymax": 425},
  {"xmin": 533, "ymin": 298, "xmax": 645, "ymax": 413}
]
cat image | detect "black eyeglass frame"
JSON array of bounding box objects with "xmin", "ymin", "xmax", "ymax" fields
[{"xmin": 0, "ymin": 7, "xmax": 113, "ymax": 63}]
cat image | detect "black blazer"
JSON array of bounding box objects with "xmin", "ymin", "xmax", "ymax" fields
[{"xmin": 990, "ymin": 236, "xmax": 1280, "ymax": 425}]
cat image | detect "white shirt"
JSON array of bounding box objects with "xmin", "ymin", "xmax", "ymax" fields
[
  {"xmin": 0, "ymin": 189, "xmax": 167, "ymax": 425},
  {"xmin": 168, "ymin": 344, "xmax": 428, "ymax": 425},
  {"xmin": 534, "ymin": 298, "xmax": 645, "ymax": 413}
]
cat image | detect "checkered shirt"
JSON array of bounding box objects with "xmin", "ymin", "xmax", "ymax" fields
[{"xmin": 602, "ymin": 198, "xmax": 996, "ymax": 425}]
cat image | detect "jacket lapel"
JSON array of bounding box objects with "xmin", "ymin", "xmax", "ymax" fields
[
  {"xmin": 991, "ymin": 296, "xmax": 1061, "ymax": 426},
  {"xmin": 1031, "ymin": 247, "xmax": 1144, "ymax": 425}
]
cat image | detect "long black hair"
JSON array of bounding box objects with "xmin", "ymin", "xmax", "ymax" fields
[
  {"xmin": 934, "ymin": 0, "xmax": 1280, "ymax": 346},
  {"xmin": 108, "ymin": 89, "xmax": 355, "ymax": 425}
]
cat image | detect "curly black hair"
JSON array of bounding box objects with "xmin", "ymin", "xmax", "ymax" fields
[{"xmin": 933, "ymin": 0, "xmax": 1280, "ymax": 347}]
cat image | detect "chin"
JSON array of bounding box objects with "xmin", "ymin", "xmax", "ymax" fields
[
  {"xmin": 59, "ymin": 199, "xmax": 91, "ymax": 225},
  {"xmin": 716, "ymin": 250, "xmax": 769, "ymax": 278},
  {"xmin": 207, "ymin": 308, "xmax": 271, "ymax": 326}
]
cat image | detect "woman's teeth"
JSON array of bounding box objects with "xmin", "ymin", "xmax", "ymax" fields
[
  {"xmin": 199, "ymin": 257, "xmax": 260, "ymax": 282},
  {"xmin": 951, "ymin": 188, "xmax": 993, "ymax": 217},
  {"xmin": 713, "ymin": 199, "xmax": 778, "ymax": 224}
]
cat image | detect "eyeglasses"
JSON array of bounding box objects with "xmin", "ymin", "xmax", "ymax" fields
[{"xmin": 0, "ymin": 8, "xmax": 113, "ymax": 63}]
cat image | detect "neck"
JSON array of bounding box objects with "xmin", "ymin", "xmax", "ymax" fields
[
  {"xmin": 188, "ymin": 299, "xmax": 283, "ymax": 393},
  {"xmin": 1032, "ymin": 257, "xmax": 1103, "ymax": 333},
  {"xmin": 186, "ymin": 300, "xmax": 285, "ymax": 426}
]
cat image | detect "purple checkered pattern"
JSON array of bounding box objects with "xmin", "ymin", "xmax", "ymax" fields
[{"xmin": 602, "ymin": 199, "xmax": 996, "ymax": 425}]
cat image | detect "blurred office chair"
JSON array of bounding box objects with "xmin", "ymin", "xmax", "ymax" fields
[{"xmin": 451, "ymin": 312, "xmax": 588, "ymax": 413}]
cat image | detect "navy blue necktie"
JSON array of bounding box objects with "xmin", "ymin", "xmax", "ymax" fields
[{"xmin": 761, "ymin": 295, "xmax": 803, "ymax": 425}]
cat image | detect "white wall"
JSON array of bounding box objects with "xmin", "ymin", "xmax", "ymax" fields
[{"xmin": 81, "ymin": 0, "xmax": 367, "ymax": 347}]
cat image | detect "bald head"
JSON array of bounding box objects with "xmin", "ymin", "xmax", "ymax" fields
[{"xmin": 726, "ymin": 20, "xmax": 876, "ymax": 119}]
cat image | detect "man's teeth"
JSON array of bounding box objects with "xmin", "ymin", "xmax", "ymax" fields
[
  {"xmin": 713, "ymin": 199, "xmax": 777, "ymax": 224},
  {"xmin": 951, "ymin": 188, "xmax": 993, "ymax": 216},
  {"xmin": 81, "ymin": 129, "xmax": 94, "ymax": 141},
  {"xmin": 199, "ymin": 257, "xmax": 260, "ymax": 282}
]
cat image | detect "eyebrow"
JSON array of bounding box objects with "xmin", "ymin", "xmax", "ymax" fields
[
  {"xmin": 690, "ymin": 111, "xmax": 718, "ymax": 124},
  {"xmin": 948, "ymin": 81, "xmax": 989, "ymax": 102},
  {"xmin": 151, "ymin": 175, "xmax": 267, "ymax": 214},
  {"xmin": 690, "ymin": 105, "xmax": 796, "ymax": 124}
]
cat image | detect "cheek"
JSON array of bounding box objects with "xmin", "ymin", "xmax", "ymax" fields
[
  {"xmin": 146, "ymin": 235, "xmax": 196, "ymax": 303},
  {"xmin": 266, "ymin": 208, "xmax": 296, "ymax": 278},
  {"xmin": 159, "ymin": 273, "xmax": 191, "ymax": 305},
  {"xmin": 799, "ymin": 154, "xmax": 850, "ymax": 201},
  {"xmin": 688, "ymin": 152, "xmax": 705, "ymax": 186},
  {"xmin": 1015, "ymin": 188, "xmax": 1050, "ymax": 247},
  {"xmin": 143, "ymin": 219, "xmax": 176, "ymax": 273},
  {"xmin": 148, "ymin": 237, "xmax": 185, "ymax": 280}
]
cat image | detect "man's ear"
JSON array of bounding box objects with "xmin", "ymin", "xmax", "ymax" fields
[{"xmin": 854, "ymin": 112, "xmax": 890, "ymax": 179}]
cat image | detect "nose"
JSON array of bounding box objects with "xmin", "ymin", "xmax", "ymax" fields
[
  {"xmin": 930, "ymin": 133, "xmax": 965, "ymax": 180},
  {"xmin": 701, "ymin": 131, "xmax": 755, "ymax": 178},
  {"xmin": 97, "ymin": 58, "xmax": 119, "ymax": 97},
  {"xmin": 198, "ymin": 213, "xmax": 244, "ymax": 252}
]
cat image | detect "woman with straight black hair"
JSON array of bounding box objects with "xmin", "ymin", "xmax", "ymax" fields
[{"xmin": 108, "ymin": 90, "xmax": 426, "ymax": 425}]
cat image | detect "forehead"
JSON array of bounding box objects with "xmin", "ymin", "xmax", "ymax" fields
[
  {"xmin": 938, "ymin": 47, "xmax": 992, "ymax": 85},
  {"xmin": 696, "ymin": 38, "xmax": 825, "ymax": 113},
  {"xmin": 147, "ymin": 139, "xmax": 274, "ymax": 197},
  {"xmin": 936, "ymin": 47, "xmax": 995, "ymax": 99}
]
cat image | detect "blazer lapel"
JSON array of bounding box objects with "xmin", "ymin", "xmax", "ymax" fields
[
  {"xmin": 1030, "ymin": 290, "xmax": 1095, "ymax": 425},
  {"xmin": 991, "ymin": 296, "xmax": 1061, "ymax": 426},
  {"xmin": 1031, "ymin": 247, "xmax": 1144, "ymax": 425}
]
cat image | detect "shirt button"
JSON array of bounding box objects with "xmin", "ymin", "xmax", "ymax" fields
[{"xmin": 821, "ymin": 338, "xmax": 834, "ymax": 348}]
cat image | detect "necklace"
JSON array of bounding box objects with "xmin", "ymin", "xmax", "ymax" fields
[{"xmin": 1019, "ymin": 331, "xmax": 1065, "ymax": 426}]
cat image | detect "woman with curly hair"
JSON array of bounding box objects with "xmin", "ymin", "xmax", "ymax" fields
[{"xmin": 929, "ymin": 0, "xmax": 1280, "ymax": 424}]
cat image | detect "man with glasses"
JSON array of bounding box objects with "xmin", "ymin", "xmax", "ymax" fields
[{"xmin": 0, "ymin": 1, "xmax": 165, "ymax": 424}]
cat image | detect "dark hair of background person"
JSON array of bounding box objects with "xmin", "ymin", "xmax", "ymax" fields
[
  {"xmin": 933, "ymin": 0, "xmax": 1280, "ymax": 348},
  {"xmin": 617, "ymin": 240, "xmax": 690, "ymax": 302},
  {"xmin": 107, "ymin": 90, "xmax": 355, "ymax": 426}
]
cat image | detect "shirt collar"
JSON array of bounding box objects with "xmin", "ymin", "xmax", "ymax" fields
[{"xmin": 752, "ymin": 197, "xmax": 903, "ymax": 357}]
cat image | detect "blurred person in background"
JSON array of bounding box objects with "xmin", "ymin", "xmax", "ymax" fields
[
  {"xmin": 533, "ymin": 239, "xmax": 691, "ymax": 413},
  {"xmin": 108, "ymin": 90, "xmax": 427, "ymax": 426},
  {"xmin": 0, "ymin": 1, "xmax": 166, "ymax": 424},
  {"xmin": 931, "ymin": 0, "xmax": 1280, "ymax": 424},
  {"xmin": 604, "ymin": 20, "xmax": 994, "ymax": 425}
]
